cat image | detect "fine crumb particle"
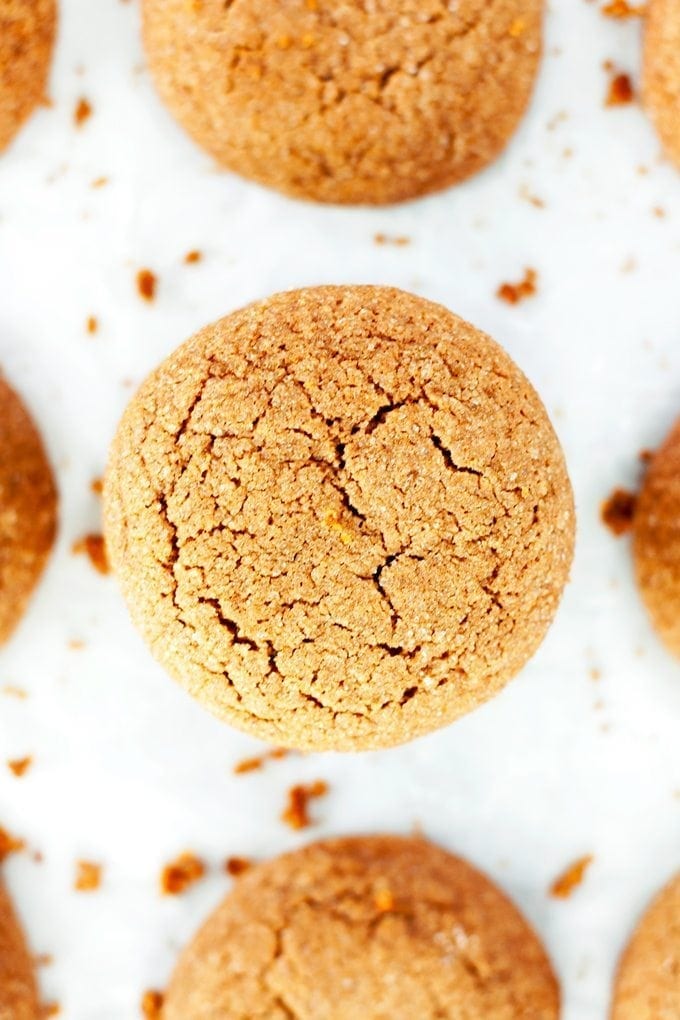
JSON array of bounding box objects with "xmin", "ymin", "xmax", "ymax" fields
[
  {"xmin": 0, "ymin": 826, "xmax": 25, "ymax": 862},
  {"xmin": 602, "ymin": 0, "xmax": 646, "ymax": 16},
  {"xmin": 589, "ymin": 667, "xmax": 602, "ymax": 681},
  {"xmin": 550, "ymin": 855, "xmax": 594, "ymax": 899},
  {"xmin": 2, "ymin": 685, "xmax": 27, "ymax": 699},
  {"xmin": 233, "ymin": 748, "xmax": 288, "ymax": 775},
  {"xmin": 184, "ymin": 249, "xmax": 202, "ymax": 264},
  {"xmin": 74, "ymin": 860, "xmax": 102, "ymax": 892},
  {"xmin": 225, "ymin": 856, "xmax": 252, "ymax": 877},
  {"xmin": 136, "ymin": 269, "xmax": 157, "ymax": 302},
  {"xmin": 91, "ymin": 477, "xmax": 103, "ymax": 496},
  {"xmin": 601, "ymin": 488, "xmax": 637, "ymax": 536},
  {"xmin": 68, "ymin": 639, "xmax": 85, "ymax": 651},
  {"xmin": 519, "ymin": 183, "xmax": 546, "ymax": 208},
  {"xmin": 72, "ymin": 533, "xmax": 110, "ymax": 575},
  {"xmin": 74, "ymin": 97, "xmax": 92, "ymax": 126},
  {"xmin": 141, "ymin": 990, "xmax": 164, "ymax": 1019},
  {"xmin": 161, "ymin": 852, "xmax": 205, "ymax": 896},
  {"xmin": 281, "ymin": 780, "xmax": 328, "ymax": 830},
  {"xmin": 496, "ymin": 268, "xmax": 538, "ymax": 305},
  {"xmin": 606, "ymin": 71, "xmax": 635, "ymax": 107},
  {"xmin": 91, "ymin": 176, "xmax": 108, "ymax": 188},
  {"xmin": 7, "ymin": 757, "xmax": 32, "ymax": 778},
  {"xmin": 653, "ymin": 206, "xmax": 666, "ymax": 219},
  {"xmin": 86, "ymin": 316, "xmax": 98, "ymax": 335},
  {"xmin": 374, "ymin": 233, "xmax": 411, "ymax": 247}
]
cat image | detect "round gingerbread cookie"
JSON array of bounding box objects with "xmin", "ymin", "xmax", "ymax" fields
[
  {"xmin": 0, "ymin": 880, "xmax": 39, "ymax": 1020},
  {"xmin": 612, "ymin": 871, "xmax": 680, "ymax": 1019},
  {"xmin": 142, "ymin": 0, "xmax": 543, "ymax": 205},
  {"xmin": 163, "ymin": 835, "xmax": 560, "ymax": 1020},
  {"xmin": 104, "ymin": 286, "xmax": 574, "ymax": 751},
  {"xmin": 0, "ymin": 376, "xmax": 57, "ymax": 644},
  {"xmin": 0, "ymin": 0, "xmax": 56, "ymax": 153},
  {"xmin": 643, "ymin": 0, "xmax": 680, "ymax": 168},
  {"xmin": 633, "ymin": 417, "xmax": 680, "ymax": 657}
]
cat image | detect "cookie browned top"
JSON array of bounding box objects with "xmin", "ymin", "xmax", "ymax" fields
[
  {"xmin": 163, "ymin": 835, "xmax": 560, "ymax": 1020},
  {"xmin": 0, "ymin": 0, "xmax": 56, "ymax": 153},
  {"xmin": 142, "ymin": 0, "xmax": 543, "ymax": 205},
  {"xmin": 105, "ymin": 286, "xmax": 574, "ymax": 751},
  {"xmin": 643, "ymin": 0, "xmax": 680, "ymax": 168},
  {"xmin": 0, "ymin": 377, "xmax": 57, "ymax": 645},
  {"xmin": 633, "ymin": 417, "xmax": 680, "ymax": 658},
  {"xmin": 612, "ymin": 871, "xmax": 680, "ymax": 1019},
  {"xmin": 0, "ymin": 881, "xmax": 38, "ymax": 1020}
]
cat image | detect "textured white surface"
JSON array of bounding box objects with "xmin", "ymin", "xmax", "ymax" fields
[{"xmin": 1, "ymin": 1, "xmax": 680, "ymax": 1017}]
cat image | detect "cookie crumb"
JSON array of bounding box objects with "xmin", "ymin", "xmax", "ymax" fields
[
  {"xmin": 225, "ymin": 856, "xmax": 252, "ymax": 876},
  {"xmin": 74, "ymin": 97, "xmax": 92, "ymax": 126},
  {"xmin": 68, "ymin": 639, "xmax": 85, "ymax": 650},
  {"xmin": 0, "ymin": 826, "xmax": 25, "ymax": 862},
  {"xmin": 91, "ymin": 176, "xmax": 108, "ymax": 188},
  {"xmin": 497, "ymin": 268, "xmax": 538, "ymax": 305},
  {"xmin": 602, "ymin": 0, "xmax": 646, "ymax": 16},
  {"xmin": 74, "ymin": 860, "xmax": 102, "ymax": 892},
  {"xmin": 86, "ymin": 316, "xmax": 98, "ymax": 335},
  {"xmin": 136, "ymin": 269, "xmax": 157, "ymax": 302},
  {"xmin": 374, "ymin": 233, "xmax": 411, "ymax": 247},
  {"xmin": 281, "ymin": 780, "xmax": 328, "ymax": 830},
  {"xmin": 141, "ymin": 990, "xmax": 164, "ymax": 1019},
  {"xmin": 550, "ymin": 855, "xmax": 593, "ymax": 899},
  {"xmin": 184, "ymin": 249, "xmax": 202, "ymax": 264},
  {"xmin": 161, "ymin": 852, "xmax": 205, "ymax": 895},
  {"xmin": 601, "ymin": 488, "xmax": 637, "ymax": 536},
  {"xmin": 7, "ymin": 757, "xmax": 32, "ymax": 778},
  {"xmin": 91, "ymin": 477, "xmax": 103, "ymax": 496},
  {"xmin": 2, "ymin": 685, "xmax": 27, "ymax": 699},
  {"xmin": 72, "ymin": 533, "xmax": 110, "ymax": 575},
  {"xmin": 606, "ymin": 71, "xmax": 635, "ymax": 106},
  {"xmin": 233, "ymin": 748, "xmax": 288, "ymax": 774}
]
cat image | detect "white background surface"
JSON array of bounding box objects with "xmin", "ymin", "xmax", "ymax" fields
[{"xmin": 1, "ymin": 1, "xmax": 680, "ymax": 1016}]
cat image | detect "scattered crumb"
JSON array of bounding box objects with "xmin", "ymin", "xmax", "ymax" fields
[
  {"xmin": 72, "ymin": 534, "xmax": 110, "ymax": 575},
  {"xmin": 606, "ymin": 71, "xmax": 635, "ymax": 107},
  {"xmin": 91, "ymin": 477, "xmax": 104, "ymax": 496},
  {"xmin": 519, "ymin": 183, "xmax": 546, "ymax": 208},
  {"xmin": 233, "ymin": 748, "xmax": 288, "ymax": 775},
  {"xmin": 74, "ymin": 860, "xmax": 102, "ymax": 892},
  {"xmin": 86, "ymin": 316, "xmax": 98, "ymax": 335},
  {"xmin": 281, "ymin": 780, "xmax": 329, "ymax": 830},
  {"xmin": 74, "ymin": 97, "xmax": 92, "ymax": 127},
  {"xmin": 91, "ymin": 176, "xmax": 108, "ymax": 188},
  {"xmin": 2, "ymin": 685, "xmax": 27, "ymax": 699},
  {"xmin": 225, "ymin": 856, "xmax": 252, "ymax": 877},
  {"xmin": 652, "ymin": 206, "xmax": 666, "ymax": 219},
  {"xmin": 7, "ymin": 757, "xmax": 32, "ymax": 778},
  {"xmin": 601, "ymin": 488, "xmax": 637, "ymax": 536},
  {"xmin": 496, "ymin": 268, "xmax": 538, "ymax": 305},
  {"xmin": 141, "ymin": 990, "xmax": 164, "ymax": 1019},
  {"xmin": 161, "ymin": 852, "xmax": 205, "ymax": 896},
  {"xmin": 184, "ymin": 249, "xmax": 202, "ymax": 264},
  {"xmin": 136, "ymin": 269, "xmax": 157, "ymax": 302},
  {"xmin": 0, "ymin": 826, "xmax": 25, "ymax": 862},
  {"xmin": 374, "ymin": 233, "xmax": 411, "ymax": 247},
  {"xmin": 550, "ymin": 855, "xmax": 594, "ymax": 899},
  {"xmin": 589, "ymin": 667, "xmax": 602, "ymax": 681},
  {"xmin": 68, "ymin": 639, "xmax": 85, "ymax": 651},
  {"xmin": 602, "ymin": 0, "xmax": 646, "ymax": 16}
]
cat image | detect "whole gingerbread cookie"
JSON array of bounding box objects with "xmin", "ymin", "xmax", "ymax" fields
[
  {"xmin": 142, "ymin": 0, "xmax": 544, "ymax": 204},
  {"xmin": 0, "ymin": 376, "xmax": 57, "ymax": 644},
  {"xmin": 0, "ymin": 880, "xmax": 39, "ymax": 1020},
  {"xmin": 0, "ymin": 0, "xmax": 56, "ymax": 152},
  {"xmin": 163, "ymin": 835, "xmax": 560, "ymax": 1020},
  {"xmin": 105, "ymin": 286, "xmax": 574, "ymax": 751},
  {"xmin": 612, "ymin": 871, "xmax": 680, "ymax": 1019}
]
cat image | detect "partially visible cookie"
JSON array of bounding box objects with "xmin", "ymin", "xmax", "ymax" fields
[
  {"xmin": 142, "ymin": 0, "xmax": 543, "ymax": 205},
  {"xmin": 0, "ymin": 0, "xmax": 56, "ymax": 152},
  {"xmin": 0, "ymin": 880, "xmax": 39, "ymax": 1020},
  {"xmin": 612, "ymin": 871, "xmax": 680, "ymax": 1019},
  {"xmin": 643, "ymin": 0, "xmax": 680, "ymax": 168},
  {"xmin": 633, "ymin": 417, "xmax": 680, "ymax": 657},
  {"xmin": 104, "ymin": 285, "xmax": 574, "ymax": 752},
  {"xmin": 163, "ymin": 834, "xmax": 560, "ymax": 1019},
  {"xmin": 0, "ymin": 376, "xmax": 57, "ymax": 644}
]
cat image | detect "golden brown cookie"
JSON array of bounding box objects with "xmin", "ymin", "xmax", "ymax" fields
[
  {"xmin": 643, "ymin": 0, "xmax": 680, "ymax": 168},
  {"xmin": 0, "ymin": 880, "xmax": 39, "ymax": 1020},
  {"xmin": 142, "ymin": 0, "xmax": 543, "ymax": 205},
  {"xmin": 612, "ymin": 871, "xmax": 680, "ymax": 1019},
  {"xmin": 162, "ymin": 835, "xmax": 560, "ymax": 1020},
  {"xmin": 633, "ymin": 417, "xmax": 680, "ymax": 657},
  {"xmin": 0, "ymin": 0, "xmax": 56, "ymax": 153},
  {"xmin": 104, "ymin": 286, "xmax": 574, "ymax": 752},
  {"xmin": 0, "ymin": 376, "xmax": 57, "ymax": 644}
]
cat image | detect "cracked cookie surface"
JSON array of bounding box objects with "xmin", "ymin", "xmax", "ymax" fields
[
  {"xmin": 142, "ymin": 0, "xmax": 543, "ymax": 205},
  {"xmin": 612, "ymin": 871, "xmax": 680, "ymax": 1020},
  {"xmin": 162, "ymin": 834, "xmax": 560, "ymax": 1019},
  {"xmin": 105, "ymin": 286, "xmax": 574, "ymax": 751},
  {"xmin": 644, "ymin": 0, "xmax": 680, "ymax": 169},
  {"xmin": 0, "ymin": 376, "xmax": 57, "ymax": 645},
  {"xmin": 0, "ymin": 0, "xmax": 56, "ymax": 152},
  {"xmin": 0, "ymin": 881, "xmax": 39, "ymax": 1020}
]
